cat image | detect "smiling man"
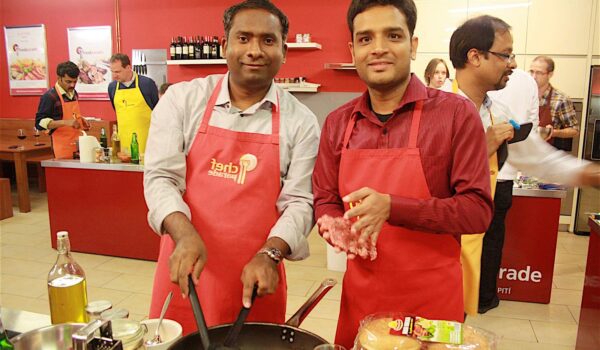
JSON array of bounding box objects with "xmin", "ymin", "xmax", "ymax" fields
[
  {"xmin": 312, "ymin": 1, "xmax": 493, "ymax": 347},
  {"xmin": 144, "ymin": 0, "xmax": 319, "ymax": 334}
]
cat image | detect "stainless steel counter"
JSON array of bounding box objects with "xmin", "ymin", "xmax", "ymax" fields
[
  {"xmin": 1, "ymin": 307, "xmax": 50, "ymax": 333},
  {"xmin": 41, "ymin": 159, "xmax": 143, "ymax": 172},
  {"xmin": 512, "ymin": 187, "xmax": 567, "ymax": 199}
]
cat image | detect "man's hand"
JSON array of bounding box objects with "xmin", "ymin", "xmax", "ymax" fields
[
  {"xmin": 240, "ymin": 254, "xmax": 278, "ymax": 308},
  {"xmin": 343, "ymin": 187, "xmax": 391, "ymax": 246},
  {"xmin": 543, "ymin": 124, "xmax": 554, "ymax": 141},
  {"xmin": 163, "ymin": 212, "xmax": 207, "ymax": 298},
  {"xmin": 485, "ymin": 122, "xmax": 514, "ymax": 156},
  {"xmin": 580, "ymin": 164, "xmax": 600, "ymax": 188},
  {"xmin": 66, "ymin": 119, "xmax": 81, "ymax": 129}
]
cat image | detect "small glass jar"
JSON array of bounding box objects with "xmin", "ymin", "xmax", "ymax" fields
[
  {"xmin": 111, "ymin": 318, "xmax": 147, "ymax": 350},
  {"xmin": 101, "ymin": 308, "xmax": 130, "ymax": 320},
  {"xmin": 86, "ymin": 300, "xmax": 112, "ymax": 320}
]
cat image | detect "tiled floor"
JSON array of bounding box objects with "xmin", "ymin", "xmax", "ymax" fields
[{"xmin": 0, "ymin": 191, "xmax": 589, "ymax": 349}]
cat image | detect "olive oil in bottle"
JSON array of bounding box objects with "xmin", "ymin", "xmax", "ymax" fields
[{"xmin": 47, "ymin": 231, "xmax": 89, "ymax": 324}]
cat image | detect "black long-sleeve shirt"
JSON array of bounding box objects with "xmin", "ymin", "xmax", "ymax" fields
[{"xmin": 35, "ymin": 87, "xmax": 78, "ymax": 135}]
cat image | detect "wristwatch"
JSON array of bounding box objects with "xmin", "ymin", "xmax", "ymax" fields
[{"xmin": 257, "ymin": 247, "xmax": 283, "ymax": 264}]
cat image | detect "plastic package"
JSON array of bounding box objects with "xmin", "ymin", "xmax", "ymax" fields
[{"xmin": 354, "ymin": 313, "xmax": 499, "ymax": 350}]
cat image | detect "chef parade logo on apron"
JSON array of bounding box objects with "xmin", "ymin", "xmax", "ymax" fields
[{"xmin": 208, "ymin": 153, "xmax": 258, "ymax": 185}]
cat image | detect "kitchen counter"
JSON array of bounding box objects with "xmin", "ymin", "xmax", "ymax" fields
[
  {"xmin": 42, "ymin": 160, "xmax": 159, "ymax": 260},
  {"xmin": 512, "ymin": 187, "xmax": 567, "ymax": 198},
  {"xmin": 42, "ymin": 159, "xmax": 144, "ymax": 172},
  {"xmin": 1, "ymin": 307, "xmax": 50, "ymax": 334},
  {"xmin": 576, "ymin": 217, "xmax": 600, "ymax": 349},
  {"xmin": 497, "ymin": 186, "xmax": 566, "ymax": 303}
]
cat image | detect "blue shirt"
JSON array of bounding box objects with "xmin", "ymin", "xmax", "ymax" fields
[{"xmin": 108, "ymin": 73, "xmax": 159, "ymax": 110}]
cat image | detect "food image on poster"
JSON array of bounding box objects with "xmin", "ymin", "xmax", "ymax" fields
[
  {"xmin": 4, "ymin": 24, "xmax": 49, "ymax": 95},
  {"xmin": 77, "ymin": 59, "xmax": 110, "ymax": 84},
  {"xmin": 10, "ymin": 57, "xmax": 47, "ymax": 80}
]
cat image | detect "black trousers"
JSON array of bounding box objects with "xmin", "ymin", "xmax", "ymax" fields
[{"xmin": 479, "ymin": 180, "xmax": 513, "ymax": 306}]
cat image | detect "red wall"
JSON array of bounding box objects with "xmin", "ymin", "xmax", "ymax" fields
[{"xmin": 1, "ymin": 0, "xmax": 364, "ymax": 120}]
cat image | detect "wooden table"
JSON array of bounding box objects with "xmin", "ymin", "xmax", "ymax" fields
[{"xmin": 0, "ymin": 140, "xmax": 52, "ymax": 212}]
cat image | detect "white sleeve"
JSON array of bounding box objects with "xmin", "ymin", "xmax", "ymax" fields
[
  {"xmin": 507, "ymin": 130, "xmax": 589, "ymax": 185},
  {"xmin": 143, "ymin": 86, "xmax": 191, "ymax": 234}
]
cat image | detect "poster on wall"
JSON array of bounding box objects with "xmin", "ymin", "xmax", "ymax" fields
[
  {"xmin": 4, "ymin": 24, "xmax": 49, "ymax": 96},
  {"xmin": 67, "ymin": 26, "xmax": 112, "ymax": 100}
]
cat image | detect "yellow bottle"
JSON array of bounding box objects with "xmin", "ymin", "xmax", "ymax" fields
[{"xmin": 47, "ymin": 231, "xmax": 89, "ymax": 324}]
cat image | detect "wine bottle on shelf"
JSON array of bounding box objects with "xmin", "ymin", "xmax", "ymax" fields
[
  {"xmin": 181, "ymin": 36, "xmax": 189, "ymax": 59},
  {"xmin": 175, "ymin": 36, "xmax": 182, "ymax": 60},
  {"xmin": 47, "ymin": 231, "xmax": 89, "ymax": 324},
  {"xmin": 194, "ymin": 36, "xmax": 203, "ymax": 60},
  {"xmin": 202, "ymin": 35, "xmax": 211, "ymax": 59},
  {"xmin": 188, "ymin": 36, "xmax": 195, "ymax": 60},
  {"xmin": 169, "ymin": 37, "xmax": 176, "ymax": 60},
  {"xmin": 212, "ymin": 36, "xmax": 220, "ymax": 59},
  {"xmin": 131, "ymin": 132, "xmax": 140, "ymax": 165}
]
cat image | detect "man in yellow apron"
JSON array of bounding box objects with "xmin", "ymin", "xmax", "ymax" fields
[
  {"xmin": 108, "ymin": 53, "xmax": 158, "ymax": 155},
  {"xmin": 445, "ymin": 17, "xmax": 517, "ymax": 316},
  {"xmin": 35, "ymin": 61, "xmax": 84, "ymax": 159}
]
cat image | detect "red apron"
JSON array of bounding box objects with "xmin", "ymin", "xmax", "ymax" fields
[
  {"xmin": 52, "ymin": 88, "xmax": 81, "ymax": 159},
  {"xmin": 539, "ymin": 86, "xmax": 554, "ymax": 144},
  {"xmin": 149, "ymin": 77, "xmax": 286, "ymax": 335},
  {"xmin": 335, "ymin": 101, "xmax": 464, "ymax": 348}
]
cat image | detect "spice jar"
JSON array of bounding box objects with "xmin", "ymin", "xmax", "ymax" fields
[
  {"xmin": 111, "ymin": 318, "xmax": 147, "ymax": 350},
  {"xmin": 85, "ymin": 300, "xmax": 112, "ymax": 320}
]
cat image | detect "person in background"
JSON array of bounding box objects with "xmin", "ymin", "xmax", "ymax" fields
[
  {"xmin": 424, "ymin": 57, "xmax": 450, "ymax": 89},
  {"xmin": 108, "ymin": 53, "xmax": 158, "ymax": 155},
  {"xmin": 144, "ymin": 0, "xmax": 319, "ymax": 334},
  {"xmin": 447, "ymin": 15, "xmax": 600, "ymax": 314},
  {"xmin": 35, "ymin": 61, "xmax": 83, "ymax": 159},
  {"xmin": 313, "ymin": 1, "xmax": 493, "ymax": 347},
  {"xmin": 530, "ymin": 55, "xmax": 579, "ymax": 151},
  {"xmin": 158, "ymin": 82, "xmax": 172, "ymax": 99}
]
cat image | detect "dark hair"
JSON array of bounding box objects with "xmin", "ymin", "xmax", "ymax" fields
[
  {"xmin": 56, "ymin": 61, "xmax": 80, "ymax": 78},
  {"xmin": 159, "ymin": 82, "xmax": 172, "ymax": 95},
  {"xmin": 347, "ymin": 0, "xmax": 417, "ymax": 37},
  {"xmin": 424, "ymin": 58, "xmax": 450, "ymax": 85},
  {"xmin": 110, "ymin": 53, "xmax": 131, "ymax": 67},
  {"xmin": 449, "ymin": 15, "xmax": 511, "ymax": 69},
  {"xmin": 533, "ymin": 55, "xmax": 555, "ymax": 73},
  {"xmin": 223, "ymin": 0, "xmax": 289, "ymax": 41}
]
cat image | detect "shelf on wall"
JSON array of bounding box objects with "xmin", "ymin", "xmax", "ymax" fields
[
  {"xmin": 276, "ymin": 82, "xmax": 320, "ymax": 93},
  {"xmin": 287, "ymin": 42, "xmax": 322, "ymax": 50},
  {"xmin": 167, "ymin": 59, "xmax": 226, "ymax": 65},
  {"xmin": 324, "ymin": 63, "xmax": 355, "ymax": 70}
]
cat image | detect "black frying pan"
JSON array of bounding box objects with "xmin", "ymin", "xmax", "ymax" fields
[{"xmin": 168, "ymin": 278, "xmax": 337, "ymax": 350}]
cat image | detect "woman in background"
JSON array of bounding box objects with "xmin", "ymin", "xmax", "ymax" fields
[{"xmin": 424, "ymin": 58, "xmax": 450, "ymax": 89}]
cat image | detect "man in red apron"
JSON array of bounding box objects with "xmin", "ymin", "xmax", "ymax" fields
[
  {"xmin": 529, "ymin": 56, "xmax": 579, "ymax": 152},
  {"xmin": 35, "ymin": 61, "xmax": 83, "ymax": 159},
  {"xmin": 312, "ymin": 1, "xmax": 494, "ymax": 348},
  {"xmin": 144, "ymin": 0, "xmax": 319, "ymax": 335}
]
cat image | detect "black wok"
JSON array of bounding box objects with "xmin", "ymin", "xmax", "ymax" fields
[{"xmin": 169, "ymin": 278, "xmax": 337, "ymax": 350}]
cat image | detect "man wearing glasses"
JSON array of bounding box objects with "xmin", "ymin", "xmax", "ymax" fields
[
  {"xmin": 447, "ymin": 15, "xmax": 600, "ymax": 315},
  {"xmin": 530, "ymin": 56, "xmax": 578, "ymax": 151}
]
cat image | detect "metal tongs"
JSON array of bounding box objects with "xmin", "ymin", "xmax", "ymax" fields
[
  {"xmin": 72, "ymin": 319, "xmax": 123, "ymax": 350},
  {"xmin": 188, "ymin": 275, "xmax": 255, "ymax": 350}
]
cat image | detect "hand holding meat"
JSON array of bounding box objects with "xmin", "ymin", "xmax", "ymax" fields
[
  {"xmin": 318, "ymin": 215, "xmax": 377, "ymax": 260},
  {"xmin": 343, "ymin": 187, "xmax": 391, "ymax": 246},
  {"xmin": 240, "ymin": 254, "xmax": 279, "ymax": 307}
]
